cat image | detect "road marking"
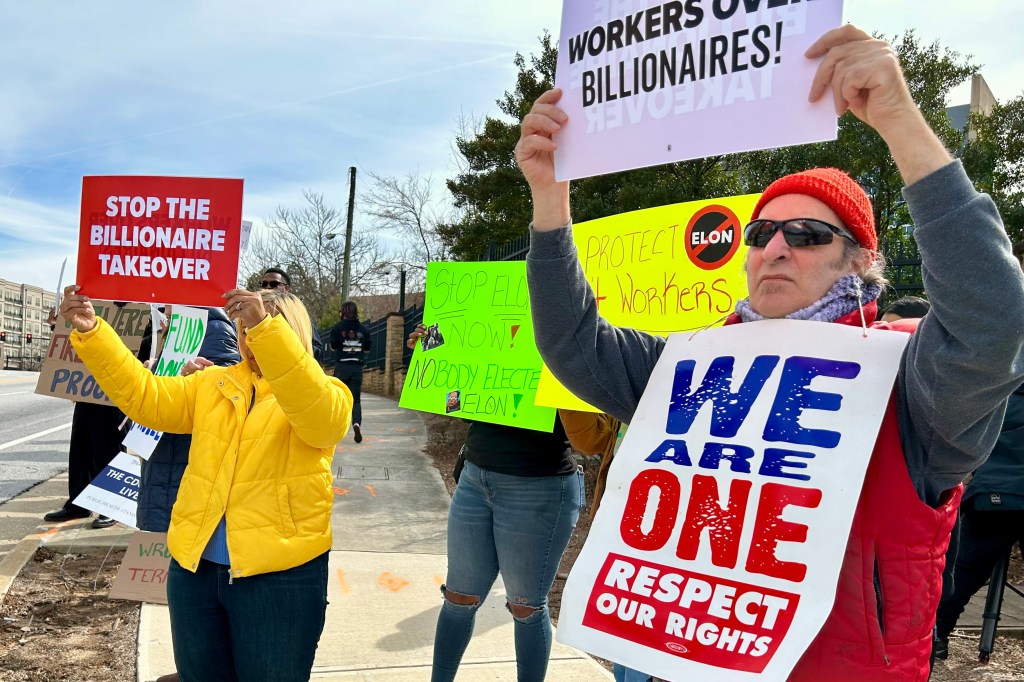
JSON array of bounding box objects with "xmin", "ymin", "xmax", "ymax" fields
[
  {"xmin": 336, "ymin": 569, "xmax": 351, "ymax": 594},
  {"xmin": 0, "ymin": 422, "xmax": 73, "ymax": 452},
  {"xmin": 0, "ymin": 391, "xmax": 28, "ymax": 396},
  {"xmin": 332, "ymin": 486, "xmax": 350, "ymax": 496},
  {"xmin": 365, "ymin": 485, "xmax": 377, "ymax": 497}
]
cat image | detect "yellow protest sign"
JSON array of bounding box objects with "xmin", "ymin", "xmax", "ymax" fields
[{"xmin": 537, "ymin": 194, "xmax": 758, "ymax": 410}]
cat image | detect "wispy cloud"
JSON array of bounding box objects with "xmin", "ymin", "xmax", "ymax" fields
[{"xmin": 1, "ymin": 0, "xmax": 1019, "ymax": 292}]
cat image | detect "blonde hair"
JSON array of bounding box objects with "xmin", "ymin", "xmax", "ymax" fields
[{"xmin": 236, "ymin": 291, "xmax": 314, "ymax": 356}]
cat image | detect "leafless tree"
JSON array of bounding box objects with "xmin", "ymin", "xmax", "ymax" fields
[
  {"xmin": 449, "ymin": 109, "xmax": 485, "ymax": 176},
  {"xmin": 361, "ymin": 169, "xmax": 453, "ymax": 268},
  {"xmin": 239, "ymin": 190, "xmax": 394, "ymax": 327}
]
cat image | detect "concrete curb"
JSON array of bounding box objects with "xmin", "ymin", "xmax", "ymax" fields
[{"xmin": 0, "ymin": 534, "xmax": 45, "ymax": 603}]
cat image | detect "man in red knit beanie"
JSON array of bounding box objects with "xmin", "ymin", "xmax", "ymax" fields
[{"xmin": 519, "ymin": 23, "xmax": 1024, "ymax": 682}]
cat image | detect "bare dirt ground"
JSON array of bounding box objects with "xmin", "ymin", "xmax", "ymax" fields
[
  {"xmin": 0, "ymin": 547, "xmax": 139, "ymax": 682},
  {"xmin": 421, "ymin": 412, "xmax": 1024, "ymax": 681}
]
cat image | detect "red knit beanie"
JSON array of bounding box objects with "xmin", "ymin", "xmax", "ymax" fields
[{"xmin": 751, "ymin": 168, "xmax": 877, "ymax": 252}]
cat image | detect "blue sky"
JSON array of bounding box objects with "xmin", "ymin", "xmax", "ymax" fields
[{"xmin": 1, "ymin": 1, "xmax": 1021, "ymax": 291}]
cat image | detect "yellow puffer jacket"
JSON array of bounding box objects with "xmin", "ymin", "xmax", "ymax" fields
[{"xmin": 71, "ymin": 313, "xmax": 353, "ymax": 577}]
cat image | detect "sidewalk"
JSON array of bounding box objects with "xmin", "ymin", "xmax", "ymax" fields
[{"xmin": 26, "ymin": 393, "xmax": 608, "ymax": 681}]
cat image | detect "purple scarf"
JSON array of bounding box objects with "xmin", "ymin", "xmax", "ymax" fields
[{"xmin": 735, "ymin": 274, "xmax": 882, "ymax": 323}]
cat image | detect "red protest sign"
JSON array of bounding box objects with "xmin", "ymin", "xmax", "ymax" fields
[
  {"xmin": 583, "ymin": 553, "xmax": 798, "ymax": 673},
  {"xmin": 77, "ymin": 176, "xmax": 244, "ymax": 306}
]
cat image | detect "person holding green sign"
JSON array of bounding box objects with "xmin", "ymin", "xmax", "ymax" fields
[
  {"xmin": 59, "ymin": 284, "xmax": 353, "ymax": 682},
  {"xmin": 408, "ymin": 324, "xmax": 586, "ymax": 682},
  {"xmin": 517, "ymin": 24, "xmax": 1024, "ymax": 682}
]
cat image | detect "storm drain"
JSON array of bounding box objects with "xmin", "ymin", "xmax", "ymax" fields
[{"xmin": 335, "ymin": 466, "xmax": 390, "ymax": 481}]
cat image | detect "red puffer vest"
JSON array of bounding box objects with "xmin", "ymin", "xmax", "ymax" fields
[{"xmin": 726, "ymin": 303, "xmax": 962, "ymax": 681}]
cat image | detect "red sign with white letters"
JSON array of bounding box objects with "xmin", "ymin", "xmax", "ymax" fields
[
  {"xmin": 583, "ymin": 553, "xmax": 798, "ymax": 673},
  {"xmin": 77, "ymin": 176, "xmax": 244, "ymax": 305}
]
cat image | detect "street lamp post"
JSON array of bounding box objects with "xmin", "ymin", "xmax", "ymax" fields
[{"xmin": 386, "ymin": 261, "xmax": 426, "ymax": 314}]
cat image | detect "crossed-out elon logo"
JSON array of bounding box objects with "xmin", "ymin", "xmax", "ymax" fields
[{"xmin": 684, "ymin": 205, "xmax": 741, "ymax": 271}]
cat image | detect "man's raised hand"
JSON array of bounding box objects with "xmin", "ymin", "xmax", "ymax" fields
[
  {"xmin": 516, "ymin": 88, "xmax": 572, "ymax": 230},
  {"xmin": 806, "ymin": 25, "xmax": 918, "ymax": 137}
]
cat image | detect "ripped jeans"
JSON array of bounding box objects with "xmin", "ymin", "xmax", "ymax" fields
[{"xmin": 432, "ymin": 460, "xmax": 582, "ymax": 682}]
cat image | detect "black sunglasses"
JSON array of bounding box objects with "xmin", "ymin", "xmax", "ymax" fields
[
  {"xmin": 260, "ymin": 280, "xmax": 284, "ymax": 289},
  {"xmin": 743, "ymin": 218, "xmax": 859, "ymax": 248}
]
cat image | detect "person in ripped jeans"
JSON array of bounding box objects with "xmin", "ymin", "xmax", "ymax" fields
[{"xmin": 408, "ymin": 324, "xmax": 589, "ymax": 682}]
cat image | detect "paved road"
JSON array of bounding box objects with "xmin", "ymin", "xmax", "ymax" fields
[{"xmin": 0, "ymin": 369, "xmax": 74, "ymax": 504}]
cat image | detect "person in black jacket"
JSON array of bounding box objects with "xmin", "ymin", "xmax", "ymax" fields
[
  {"xmin": 932, "ymin": 382, "xmax": 1024, "ymax": 659},
  {"xmin": 330, "ymin": 301, "xmax": 370, "ymax": 443},
  {"xmin": 43, "ymin": 304, "xmax": 127, "ymax": 528},
  {"xmin": 135, "ymin": 307, "xmax": 240, "ymax": 533}
]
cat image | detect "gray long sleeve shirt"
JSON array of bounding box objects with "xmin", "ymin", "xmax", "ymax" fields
[{"xmin": 527, "ymin": 161, "xmax": 1024, "ymax": 506}]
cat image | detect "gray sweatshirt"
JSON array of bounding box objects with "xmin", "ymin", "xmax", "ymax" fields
[{"xmin": 527, "ymin": 161, "xmax": 1024, "ymax": 506}]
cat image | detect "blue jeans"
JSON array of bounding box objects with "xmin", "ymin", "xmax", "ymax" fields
[
  {"xmin": 167, "ymin": 552, "xmax": 329, "ymax": 682},
  {"xmin": 432, "ymin": 460, "xmax": 583, "ymax": 682}
]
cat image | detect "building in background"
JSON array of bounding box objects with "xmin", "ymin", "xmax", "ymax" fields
[
  {"xmin": 947, "ymin": 74, "xmax": 996, "ymax": 140},
  {"xmin": 0, "ymin": 278, "xmax": 56, "ymax": 369}
]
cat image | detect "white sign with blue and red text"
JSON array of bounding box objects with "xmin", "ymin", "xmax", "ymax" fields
[
  {"xmin": 73, "ymin": 451, "xmax": 142, "ymax": 528},
  {"xmin": 556, "ymin": 320, "xmax": 908, "ymax": 681}
]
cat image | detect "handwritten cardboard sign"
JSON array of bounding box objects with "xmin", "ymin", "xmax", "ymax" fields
[
  {"xmin": 536, "ymin": 194, "xmax": 756, "ymax": 410},
  {"xmin": 108, "ymin": 531, "xmax": 171, "ymax": 604},
  {"xmin": 74, "ymin": 451, "xmax": 141, "ymax": 528},
  {"xmin": 35, "ymin": 302, "xmax": 150, "ymax": 406},
  {"xmin": 77, "ymin": 175, "xmax": 244, "ymax": 306},
  {"xmin": 556, "ymin": 320, "xmax": 908, "ymax": 680},
  {"xmin": 122, "ymin": 306, "xmax": 209, "ymax": 459},
  {"xmin": 399, "ymin": 261, "xmax": 557, "ymax": 432},
  {"xmin": 553, "ymin": 0, "xmax": 843, "ymax": 180}
]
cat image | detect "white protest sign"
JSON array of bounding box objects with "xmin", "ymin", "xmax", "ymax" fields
[
  {"xmin": 239, "ymin": 220, "xmax": 253, "ymax": 253},
  {"xmin": 123, "ymin": 306, "xmax": 209, "ymax": 459},
  {"xmin": 556, "ymin": 320, "xmax": 908, "ymax": 681},
  {"xmin": 54, "ymin": 257, "xmax": 67, "ymax": 313},
  {"xmin": 73, "ymin": 451, "xmax": 142, "ymax": 528},
  {"xmin": 553, "ymin": 0, "xmax": 843, "ymax": 180}
]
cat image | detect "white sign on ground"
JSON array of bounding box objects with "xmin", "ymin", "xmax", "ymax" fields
[
  {"xmin": 74, "ymin": 451, "xmax": 142, "ymax": 527},
  {"xmin": 122, "ymin": 306, "xmax": 208, "ymax": 459},
  {"xmin": 556, "ymin": 320, "xmax": 908, "ymax": 681},
  {"xmin": 553, "ymin": 0, "xmax": 844, "ymax": 180}
]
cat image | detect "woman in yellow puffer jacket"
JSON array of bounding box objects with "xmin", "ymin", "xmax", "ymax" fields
[{"xmin": 61, "ymin": 284, "xmax": 352, "ymax": 682}]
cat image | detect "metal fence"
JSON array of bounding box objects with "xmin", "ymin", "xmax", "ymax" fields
[
  {"xmin": 879, "ymin": 235, "xmax": 924, "ymax": 306},
  {"xmin": 483, "ymin": 234, "xmax": 530, "ymax": 262}
]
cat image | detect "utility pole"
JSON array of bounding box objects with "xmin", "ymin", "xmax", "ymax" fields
[{"xmin": 341, "ymin": 166, "xmax": 356, "ymax": 302}]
